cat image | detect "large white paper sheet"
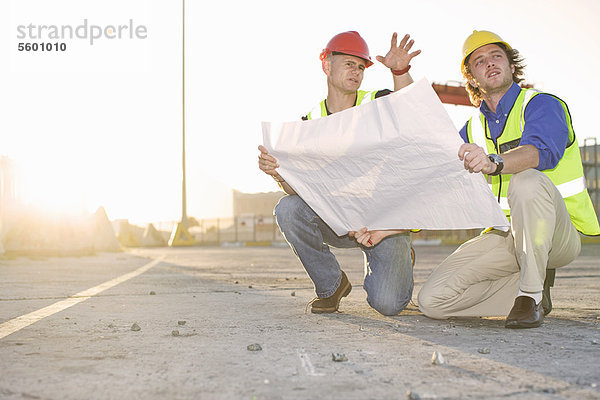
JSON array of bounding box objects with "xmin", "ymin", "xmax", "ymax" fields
[{"xmin": 262, "ymin": 78, "xmax": 509, "ymax": 236}]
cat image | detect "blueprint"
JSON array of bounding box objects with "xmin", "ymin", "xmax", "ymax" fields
[{"xmin": 262, "ymin": 78, "xmax": 509, "ymax": 236}]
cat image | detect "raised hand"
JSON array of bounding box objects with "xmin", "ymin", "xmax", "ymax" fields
[{"xmin": 376, "ymin": 33, "xmax": 421, "ymax": 71}]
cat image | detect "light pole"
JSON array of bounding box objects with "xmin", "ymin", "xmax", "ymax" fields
[{"xmin": 169, "ymin": 0, "xmax": 195, "ymax": 246}]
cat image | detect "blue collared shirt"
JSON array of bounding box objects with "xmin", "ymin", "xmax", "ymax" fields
[{"xmin": 459, "ymin": 82, "xmax": 570, "ymax": 171}]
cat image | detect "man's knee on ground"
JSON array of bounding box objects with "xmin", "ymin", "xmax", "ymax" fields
[
  {"xmin": 417, "ymin": 285, "xmax": 449, "ymax": 320},
  {"xmin": 367, "ymin": 293, "xmax": 411, "ymax": 316}
]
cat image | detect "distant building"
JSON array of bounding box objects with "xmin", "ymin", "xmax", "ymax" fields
[{"xmin": 232, "ymin": 189, "xmax": 285, "ymax": 218}]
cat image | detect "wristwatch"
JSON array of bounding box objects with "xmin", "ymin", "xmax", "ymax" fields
[{"xmin": 488, "ymin": 154, "xmax": 504, "ymax": 176}]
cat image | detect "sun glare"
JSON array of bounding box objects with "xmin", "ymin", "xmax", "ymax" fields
[{"xmin": 18, "ymin": 160, "xmax": 91, "ymax": 216}]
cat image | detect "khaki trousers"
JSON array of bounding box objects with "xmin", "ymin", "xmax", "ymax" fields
[{"xmin": 418, "ymin": 169, "xmax": 581, "ymax": 318}]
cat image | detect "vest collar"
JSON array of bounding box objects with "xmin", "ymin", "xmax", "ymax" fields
[
  {"xmin": 480, "ymin": 82, "xmax": 521, "ymax": 119},
  {"xmin": 324, "ymin": 92, "xmax": 358, "ymax": 116}
]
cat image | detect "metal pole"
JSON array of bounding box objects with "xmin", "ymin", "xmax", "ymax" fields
[{"xmin": 181, "ymin": 0, "xmax": 188, "ymax": 227}]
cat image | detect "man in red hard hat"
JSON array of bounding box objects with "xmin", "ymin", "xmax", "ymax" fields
[{"xmin": 258, "ymin": 31, "xmax": 420, "ymax": 315}]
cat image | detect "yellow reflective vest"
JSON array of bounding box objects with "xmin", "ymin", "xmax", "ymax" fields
[
  {"xmin": 304, "ymin": 90, "xmax": 380, "ymax": 120},
  {"xmin": 466, "ymin": 88, "xmax": 600, "ymax": 236}
]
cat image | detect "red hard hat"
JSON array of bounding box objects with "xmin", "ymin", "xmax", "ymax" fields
[{"xmin": 319, "ymin": 31, "xmax": 373, "ymax": 68}]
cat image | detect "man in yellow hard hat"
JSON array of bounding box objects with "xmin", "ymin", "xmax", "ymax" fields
[
  {"xmin": 418, "ymin": 30, "xmax": 599, "ymax": 328},
  {"xmin": 257, "ymin": 31, "xmax": 420, "ymax": 315}
]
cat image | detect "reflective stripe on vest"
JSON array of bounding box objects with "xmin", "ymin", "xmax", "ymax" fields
[
  {"xmin": 305, "ymin": 90, "xmax": 377, "ymax": 120},
  {"xmin": 467, "ymin": 88, "xmax": 600, "ymax": 235},
  {"xmin": 469, "ymin": 109, "xmax": 487, "ymax": 150},
  {"xmin": 556, "ymin": 176, "xmax": 587, "ymax": 198},
  {"xmin": 519, "ymin": 89, "xmax": 539, "ymax": 132}
]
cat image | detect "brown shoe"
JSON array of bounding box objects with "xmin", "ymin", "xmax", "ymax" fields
[
  {"xmin": 505, "ymin": 296, "xmax": 544, "ymax": 329},
  {"xmin": 308, "ymin": 271, "xmax": 352, "ymax": 314}
]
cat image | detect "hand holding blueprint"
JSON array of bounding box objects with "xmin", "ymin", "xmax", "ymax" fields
[{"xmin": 262, "ymin": 78, "xmax": 509, "ymax": 236}]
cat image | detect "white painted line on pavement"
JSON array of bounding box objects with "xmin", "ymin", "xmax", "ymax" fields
[
  {"xmin": 0, "ymin": 257, "xmax": 163, "ymax": 340},
  {"xmin": 297, "ymin": 348, "xmax": 325, "ymax": 376}
]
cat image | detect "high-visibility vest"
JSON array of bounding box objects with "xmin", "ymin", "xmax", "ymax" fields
[
  {"xmin": 466, "ymin": 88, "xmax": 600, "ymax": 236},
  {"xmin": 305, "ymin": 90, "xmax": 379, "ymax": 120}
]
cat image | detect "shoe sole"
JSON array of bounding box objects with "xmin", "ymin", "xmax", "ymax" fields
[{"xmin": 311, "ymin": 282, "xmax": 352, "ymax": 314}]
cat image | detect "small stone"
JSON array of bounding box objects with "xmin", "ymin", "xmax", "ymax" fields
[
  {"xmin": 331, "ymin": 353, "xmax": 348, "ymax": 362},
  {"xmin": 247, "ymin": 343, "xmax": 262, "ymax": 351},
  {"xmin": 131, "ymin": 323, "xmax": 141, "ymax": 332},
  {"xmin": 291, "ymin": 291, "xmax": 296, "ymax": 297},
  {"xmin": 248, "ymin": 285, "xmax": 253, "ymax": 289},
  {"xmin": 108, "ymin": 323, "xmax": 114, "ymax": 328},
  {"xmin": 149, "ymin": 291, "xmax": 156, "ymax": 295},
  {"xmin": 477, "ymin": 348, "xmax": 490, "ymax": 354},
  {"xmin": 406, "ymin": 391, "xmax": 421, "ymax": 400},
  {"xmin": 178, "ymin": 320, "xmax": 186, "ymax": 326},
  {"xmin": 172, "ymin": 330, "xmax": 180, "ymax": 336},
  {"xmin": 431, "ymin": 351, "xmax": 445, "ymax": 365},
  {"xmin": 234, "ymin": 281, "xmax": 239, "ymax": 284},
  {"xmin": 591, "ymin": 340, "xmax": 598, "ymax": 345}
]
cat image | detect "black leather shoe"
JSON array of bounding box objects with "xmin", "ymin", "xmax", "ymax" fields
[
  {"xmin": 542, "ymin": 269, "xmax": 556, "ymax": 316},
  {"xmin": 505, "ymin": 296, "xmax": 544, "ymax": 329}
]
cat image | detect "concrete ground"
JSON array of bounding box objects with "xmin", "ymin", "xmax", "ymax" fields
[{"xmin": 0, "ymin": 243, "xmax": 599, "ymax": 400}]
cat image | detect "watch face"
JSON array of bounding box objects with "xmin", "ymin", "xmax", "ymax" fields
[
  {"xmin": 488, "ymin": 153, "xmax": 504, "ymax": 175},
  {"xmin": 489, "ymin": 154, "xmax": 502, "ymax": 163}
]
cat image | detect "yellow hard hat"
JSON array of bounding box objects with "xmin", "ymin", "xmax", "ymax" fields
[{"xmin": 461, "ymin": 30, "xmax": 512, "ymax": 70}]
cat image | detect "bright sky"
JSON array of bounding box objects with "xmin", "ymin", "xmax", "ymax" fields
[{"xmin": 1, "ymin": 0, "xmax": 599, "ymax": 224}]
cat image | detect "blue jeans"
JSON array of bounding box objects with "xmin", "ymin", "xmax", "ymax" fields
[{"xmin": 274, "ymin": 195, "xmax": 413, "ymax": 316}]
